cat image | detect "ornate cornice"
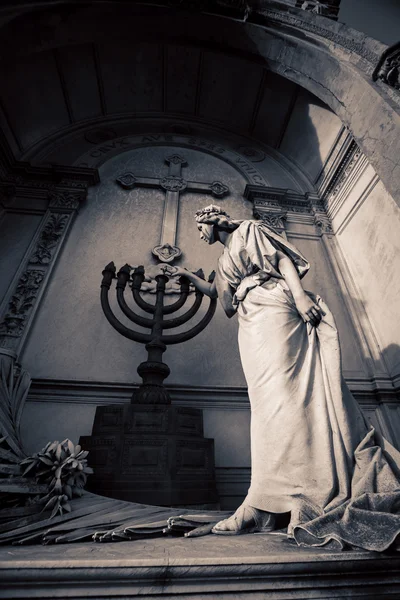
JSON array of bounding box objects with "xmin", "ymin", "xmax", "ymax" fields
[
  {"xmin": 322, "ymin": 141, "xmax": 363, "ymax": 205},
  {"xmin": 245, "ymin": 185, "xmax": 312, "ymax": 213},
  {"xmin": 252, "ymin": 3, "xmax": 380, "ymax": 66},
  {"xmin": 245, "ymin": 184, "xmax": 334, "ymax": 236}
]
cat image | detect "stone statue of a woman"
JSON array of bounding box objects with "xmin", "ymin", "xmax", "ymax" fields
[{"xmin": 169, "ymin": 204, "xmax": 400, "ymax": 551}]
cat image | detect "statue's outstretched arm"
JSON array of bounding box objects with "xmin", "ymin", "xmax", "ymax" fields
[{"xmin": 169, "ymin": 267, "xmax": 217, "ymax": 298}]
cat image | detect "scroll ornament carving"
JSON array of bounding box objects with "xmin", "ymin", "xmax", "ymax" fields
[
  {"xmin": 29, "ymin": 214, "xmax": 69, "ymax": 265},
  {"xmin": 0, "ymin": 270, "xmax": 45, "ymax": 336},
  {"xmin": 373, "ymin": 43, "xmax": 400, "ymax": 90},
  {"xmin": 255, "ymin": 211, "xmax": 287, "ymax": 231},
  {"xmin": 48, "ymin": 191, "xmax": 83, "ymax": 210},
  {"xmin": 315, "ymin": 217, "xmax": 333, "ymax": 234}
]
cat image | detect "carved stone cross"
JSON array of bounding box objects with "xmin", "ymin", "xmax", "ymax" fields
[{"xmin": 116, "ymin": 154, "xmax": 229, "ymax": 262}]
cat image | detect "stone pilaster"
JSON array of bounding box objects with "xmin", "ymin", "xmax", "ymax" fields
[{"xmin": 0, "ymin": 141, "xmax": 99, "ymax": 355}]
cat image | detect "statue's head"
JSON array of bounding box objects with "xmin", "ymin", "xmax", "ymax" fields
[{"xmin": 195, "ymin": 204, "xmax": 231, "ymax": 245}]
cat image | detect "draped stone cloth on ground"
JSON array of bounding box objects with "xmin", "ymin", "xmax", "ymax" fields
[{"xmin": 215, "ymin": 220, "xmax": 400, "ymax": 551}]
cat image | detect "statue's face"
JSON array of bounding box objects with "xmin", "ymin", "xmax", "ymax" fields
[{"xmin": 197, "ymin": 223, "xmax": 216, "ymax": 244}]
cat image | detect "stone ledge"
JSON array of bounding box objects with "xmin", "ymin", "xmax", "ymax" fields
[{"xmin": 1, "ymin": 534, "xmax": 399, "ymax": 599}]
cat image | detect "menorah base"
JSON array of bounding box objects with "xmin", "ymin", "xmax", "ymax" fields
[{"xmin": 80, "ymin": 403, "xmax": 219, "ymax": 507}]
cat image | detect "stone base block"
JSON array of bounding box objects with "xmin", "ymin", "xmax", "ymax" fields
[{"xmin": 80, "ymin": 403, "xmax": 218, "ymax": 506}]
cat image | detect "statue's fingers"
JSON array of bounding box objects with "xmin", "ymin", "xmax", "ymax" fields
[
  {"xmin": 306, "ymin": 310, "xmax": 318, "ymax": 326},
  {"xmin": 315, "ymin": 301, "xmax": 327, "ymax": 316},
  {"xmin": 310, "ymin": 307, "xmax": 322, "ymax": 321},
  {"xmin": 185, "ymin": 523, "xmax": 217, "ymax": 537}
]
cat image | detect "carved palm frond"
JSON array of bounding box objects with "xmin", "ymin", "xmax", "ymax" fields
[{"xmin": 0, "ymin": 354, "xmax": 30, "ymax": 460}]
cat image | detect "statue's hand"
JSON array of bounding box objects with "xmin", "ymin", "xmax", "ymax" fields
[
  {"xmin": 166, "ymin": 266, "xmax": 190, "ymax": 278},
  {"xmin": 294, "ymin": 293, "xmax": 325, "ymax": 327}
]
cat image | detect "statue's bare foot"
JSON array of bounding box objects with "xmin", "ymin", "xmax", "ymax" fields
[{"xmin": 211, "ymin": 503, "xmax": 275, "ymax": 536}]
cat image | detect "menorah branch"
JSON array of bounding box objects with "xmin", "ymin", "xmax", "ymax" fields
[
  {"xmin": 100, "ymin": 263, "xmax": 217, "ymax": 404},
  {"xmin": 162, "ymin": 290, "xmax": 203, "ymax": 329}
]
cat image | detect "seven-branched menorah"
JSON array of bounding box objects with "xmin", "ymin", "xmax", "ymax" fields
[
  {"xmin": 80, "ymin": 262, "xmax": 219, "ymax": 505},
  {"xmin": 101, "ymin": 262, "xmax": 217, "ymax": 404}
]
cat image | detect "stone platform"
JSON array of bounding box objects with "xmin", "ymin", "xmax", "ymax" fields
[{"xmin": 1, "ymin": 532, "xmax": 399, "ymax": 599}]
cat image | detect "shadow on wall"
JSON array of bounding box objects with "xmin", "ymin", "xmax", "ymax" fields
[{"xmin": 342, "ymin": 282, "xmax": 400, "ymax": 384}]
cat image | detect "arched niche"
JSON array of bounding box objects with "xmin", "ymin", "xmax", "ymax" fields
[{"xmin": 0, "ymin": 2, "xmax": 397, "ymax": 205}]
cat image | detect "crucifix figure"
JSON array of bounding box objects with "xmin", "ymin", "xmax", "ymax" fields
[{"xmin": 116, "ymin": 154, "xmax": 229, "ymax": 262}]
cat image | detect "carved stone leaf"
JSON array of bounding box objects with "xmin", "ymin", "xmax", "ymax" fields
[
  {"xmin": 29, "ymin": 215, "xmax": 69, "ymax": 265},
  {"xmin": 255, "ymin": 211, "xmax": 287, "ymax": 231},
  {"xmin": 0, "ymin": 270, "xmax": 45, "ymax": 336},
  {"xmin": 0, "ymin": 354, "xmax": 29, "ymax": 459},
  {"xmin": 48, "ymin": 191, "xmax": 82, "ymax": 209}
]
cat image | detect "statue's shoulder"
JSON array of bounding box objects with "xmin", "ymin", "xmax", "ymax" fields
[
  {"xmin": 236, "ymin": 220, "xmax": 255, "ymax": 233},
  {"xmin": 234, "ymin": 220, "xmax": 260, "ymax": 238}
]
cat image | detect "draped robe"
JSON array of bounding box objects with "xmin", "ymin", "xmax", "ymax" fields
[{"xmin": 215, "ymin": 220, "xmax": 400, "ymax": 550}]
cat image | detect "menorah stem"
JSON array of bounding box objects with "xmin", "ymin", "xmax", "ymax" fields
[{"xmin": 132, "ymin": 274, "xmax": 171, "ymax": 405}]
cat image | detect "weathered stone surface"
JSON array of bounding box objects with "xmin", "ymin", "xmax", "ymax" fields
[{"xmin": 0, "ymin": 533, "xmax": 399, "ymax": 598}]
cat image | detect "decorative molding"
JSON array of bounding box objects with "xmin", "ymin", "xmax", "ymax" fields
[
  {"xmin": 253, "ymin": 210, "xmax": 287, "ymax": 232},
  {"xmin": 27, "ymin": 378, "xmax": 251, "ymax": 409},
  {"xmin": 246, "ymin": 184, "xmax": 333, "ymax": 235},
  {"xmin": 373, "ymin": 41, "xmax": 400, "ymax": 91},
  {"xmin": 0, "ymin": 270, "xmax": 45, "ymax": 337},
  {"xmin": 0, "ymin": 204, "xmax": 79, "ymax": 349},
  {"xmin": 26, "ymin": 377, "xmax": 400, "ymax": 409},
  {"xmin": 28, "ymin": 214, "xmax": 69, "ymax": 265},
  {"xmin": 255, "ymin": 5, "xmax": 379, "ymax": 66},
  {"xmin": 295, "ymin": 1, "xmax": 340, "ymax": 20},
  {"xmin": 314, "ymin": 217, "xmax": 333, "ymax": 235},
  {"xmin": 48, "ymin": 190, "xmax": 84, "ymax": 211},
  {"xmin": 322, "ymin": 140, "xmax": 363, "ymax": 207},
  {"xmin": 244, "ymin": 185, "xmax": 312, "ymax": 213}
]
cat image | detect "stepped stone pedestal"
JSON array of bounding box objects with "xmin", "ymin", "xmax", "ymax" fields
[
  {"xmin": 80, "ymin": 402, "xmax": 218, "ymax": 506},
  {"xmin": 2, "ymin": 533, "xmax": 400, "ymax": 599}
]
